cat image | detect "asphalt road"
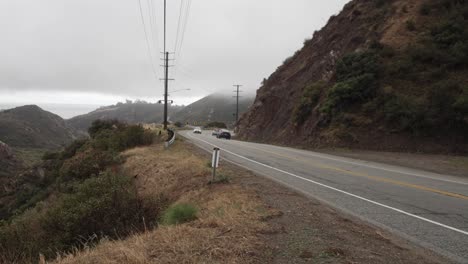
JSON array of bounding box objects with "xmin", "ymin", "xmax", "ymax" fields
[{"xmin": 179, "ymin": 130, "xmax": 468, "ymax": 263}]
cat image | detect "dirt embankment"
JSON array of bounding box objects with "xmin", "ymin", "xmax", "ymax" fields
[{"xmin": 53, "ymin": 139, "xmax": 450, "ymax": 264}]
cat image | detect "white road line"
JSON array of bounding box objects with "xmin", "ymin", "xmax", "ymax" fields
[
  {"xmin": 231, "ymin": 140, "xmax": 468, "ymax": 185},
  {"xmin": 184, "ymin": 132, "xmax": 468, "ymax": 236}
]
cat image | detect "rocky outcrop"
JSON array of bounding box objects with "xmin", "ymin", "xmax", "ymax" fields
[{"xmin": 0, "ymin": 141, "xmax": 14, "ymax": 160}]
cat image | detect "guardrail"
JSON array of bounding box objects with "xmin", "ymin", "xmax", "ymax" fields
[{"xmin": 165, "ymin": 129, "xmax": 176, "ymax": 149}]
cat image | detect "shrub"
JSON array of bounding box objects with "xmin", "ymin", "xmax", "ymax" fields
[
  {"xmin": 206, "ymin": 121, "xmax": 227, "ymax": 129},
  {"xmin": 59, "ymin": 150, "xmax": 121, "ymax": 182},
  {"xmin": 383, "ymin": 94, "xmax": 424, "ymax": 132},
  {"xmin": 406, "ymin": 20, "xmax": 416, "ymax": 31},
  {"xmin": 41, "ymin": 172, "xmax": 154, "ymax": 256},
  {"xmin": 0, "ymin": 206, "xmax": 47, "ymax": 263},
  {"xmin": 420, "ymin": 3, "xmax": 430, "ymax": 15},
  {"xmin": 320, "ymin": 50, "xmax": 379, "ymax": 115},
  {"xmin": 161, "ymin": 203, "xmax": 198, "ymax": 225},
  {"xmin": 42, "ymin": 151, "xmax": 61, "ymax": 160},
  {"xmin": 88, "ymin": 119, "xmax": 123, "ymax": 138},
  {"xmin": 92, "ymin": 125, "xmax": 154, "ymax": 152},
  {"xmin": 453, "ymin": 87, "xmax": 468, "ymax": 115},
  {"xmin": 61, "ymin": 138, "xmax": 88, "ymax": 159},
  {"xmin": 293, "ymin": 82, "xmax": 326, "ymax": 125},
  {"xmin": 321, "ymin": 74, "xmax": 377, "ymax": 114},
  {"xmin": 335, "ymin": 51, "xmax": 378, "ymax": 82}
]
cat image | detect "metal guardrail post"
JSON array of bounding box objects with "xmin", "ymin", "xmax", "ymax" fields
[{"xmin": 165, "ymin": 129, "xmax": 176, "ymax": 149}]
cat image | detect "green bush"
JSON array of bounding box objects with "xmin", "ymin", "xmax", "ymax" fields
[
  {"xmin": 92, "ymin": 125, "xmax": 154, "ymax": 152},
  {"xmin": 42, "ymin": 151, "xmax": 61, "ymax": 160},
  {"xmin": 453, "ymin": 87, "xmax": 468, "ymax": 115},
  {"xmin": 321, "ymin": 74, "xmax": 376, "ymax": 114},
  {"xmin": 0, "ymin": 206, "xmax": 47, "ymax": 263},
  {"xmin": 59, "ymin": 150, "xmax": 121, "ymax": 182},
  {"xmin": 206, "ymin": 121, "xmax": 227, "ymax": 129},
  {"xmin": 161, "ymin": 203, "xmax": 198, "ymax": 225},
  {"xmin": 420, "ymin": 3, "xmax": 430, "ymax": 15},
  {"xmin": 0, "ymin": 171, "xmax": 161, "ymax": 261},
  {"xmin": 41, "ymin": 172, "xmax": 154, "ymax": 256},
  {"xmin": 60, "ymin": 138, "xmax": 88, "ymax": 159},
  {"xmin": 293, "ymin": 82, "xmax": 325, "ymax": 125},
  {"xmin": 88, "ymin": 119, "xmax": 123, "ymax": 138},
  {"xmin": 335, "ymin": 51, "xmax": 378, "ymax": 82},
  {"xmin": 320, "ymin": 51, "xmax": 379, "ymax": 115},
  {"xmin": 406, "ymin": 20, "xmax": 416, "ymax": 31}
]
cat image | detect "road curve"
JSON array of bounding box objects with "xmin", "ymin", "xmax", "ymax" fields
[{"xmin": 180, "ymin": 130, "xmax": 468, "ymax": 263}]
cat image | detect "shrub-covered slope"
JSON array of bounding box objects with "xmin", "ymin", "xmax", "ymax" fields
[
  {"xmin": 0, "ymin": 105, "xmax": 77, "ymax": 149},
  {"xmin": 0, "ymin": 120, "xmax": 158, "ymax": 263},
  {"xmin": 237, "ymin": 0, "xmax": 468, "ymax": 154}
]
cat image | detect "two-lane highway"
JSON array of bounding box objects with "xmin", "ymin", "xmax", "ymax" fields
[{"xmin": 180, "ymin": 130, "xmax": 468, "ymax": 263}]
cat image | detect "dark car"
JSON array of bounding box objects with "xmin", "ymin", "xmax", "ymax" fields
[{"xmin": 216, "ymin": 130, "xmax": 231, "ymax": 140}]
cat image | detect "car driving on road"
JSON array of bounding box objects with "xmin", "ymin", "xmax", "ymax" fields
[
  {"xmin": 216, "ymin": 129, "xmax": 231, "ymax": 139},
  {"xmin": 193, "ymin": 127, "xmax": 202, "ymax": 134}
]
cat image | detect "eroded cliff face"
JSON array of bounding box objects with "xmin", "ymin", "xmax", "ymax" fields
[{"xmin": 237, "ymin": 0, "xmax": 468, "ymax": 154}]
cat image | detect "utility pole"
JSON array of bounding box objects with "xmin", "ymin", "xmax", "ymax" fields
[
  {"xmin": 233, "ymin": 85, "xmax": 242, "ymax": 122},
  {"xmin": 164, "ymin": 52, "xmax": 169, "ymax": 129}
]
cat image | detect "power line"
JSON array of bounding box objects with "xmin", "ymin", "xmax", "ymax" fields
[
  {"xmin": 174, "ymin": 0, "xmax": 185, "ymax": 55},
  {"xmin": 177, "ymin": 0, "xmax": 192, "ymax": 58},
  {"xmin": 137, "ymin": 0, "xmax": 158, "ymax": 80},
  {"xmin": 147, "ymin": 0, "xmax": 160, "ymax": 54},
  {"xmin": 173, "ymin": 0, "xmax": 192, "ymax": 84}
]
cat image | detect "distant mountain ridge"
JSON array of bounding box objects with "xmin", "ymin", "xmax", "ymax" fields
[
  {"xmin": 0, "ymin": 105, "xmax": 77, "ymax": 149},
  {"xmin": 172, "ymin": 93, "xmax": 254, "ymax": 125},
  {"xmin": 67, "ymin": 101, "xmax": 184, "ymax": 132}
]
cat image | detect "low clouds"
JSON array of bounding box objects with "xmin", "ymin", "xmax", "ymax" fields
[{"xmin": 0, "ymin": 0, "xmax": 349, "ymax": 103}]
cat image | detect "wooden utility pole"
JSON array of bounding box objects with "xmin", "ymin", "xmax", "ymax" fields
[{"xmin": 233, "ymin": 85, "xmax": 242, "ymax": 122}]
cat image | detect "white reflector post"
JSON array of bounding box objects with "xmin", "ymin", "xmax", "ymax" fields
[
  {"xmin": 212, "ymin": 147, "xmax": 220, "ymax": 181},
  {"xmin": 212, "ymin": 147, "xmax": 220, "ymax": 168}
]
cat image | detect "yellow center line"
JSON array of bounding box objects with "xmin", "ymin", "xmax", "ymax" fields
[{"xmin": 234, "ymin": 141, "xmax": 468, "ymax": 200}]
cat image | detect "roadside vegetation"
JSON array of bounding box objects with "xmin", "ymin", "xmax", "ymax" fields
[
  {"xmin": 50, "ymin": 138, "xmax": 276, "ymax": 264},
  {"xmin": 0, "ymin": 121, "xmax": 276, "ymax": 263},
  {"xmin": 0, "ymin": 120, "xmax": 158, "ymax": 263}
]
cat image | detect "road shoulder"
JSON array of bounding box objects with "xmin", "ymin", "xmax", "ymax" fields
[{"xmin": 182, "ymin": 136, "xmax": 453, "ymax": 264}]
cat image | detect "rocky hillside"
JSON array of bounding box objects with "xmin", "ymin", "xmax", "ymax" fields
[
  {"xmin": 0, "ymin": 141, "xmax": 21, "ymax": 180},
  {"xmin": 237, "ymin": 0, "xmax": 468, "ymax": 154},
  {"xmin": 67, "ymin": 101, "xmax": 184, "ymax": 132},
  {"xmin": 0, "ymin": 105, "xmax": 77, "ymax": 149},
  {"xmin": 173, "ymin": 93, "xmax": 254, "ymax": 125}
]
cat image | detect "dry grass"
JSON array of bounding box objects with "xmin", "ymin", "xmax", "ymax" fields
[
  {"xmin": 380, "ymin": 0, "xmax": 424, "ymax": 49},
  {"xmin": 52, "ymin": 140, "xmax": 276, "ymax": 264}
]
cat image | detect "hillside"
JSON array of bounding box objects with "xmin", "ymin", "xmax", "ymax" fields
[
  {"xmin": 67, "ymin": 101, "xmax": 184, "ymax": 132},
  {"xmin": 172, "ymin": 93, "xmax": 254, "ymax": 125},
  {"xmin": 0, "ymin": 141, "xmax": 21, "ymax": 179},
  {"xmin": 237, "ymin": 0, "xmax": 468, "ymax": 154},
  {"xmin": 0, "ymin": 105, "xmax": 77, "ymax": 149}
]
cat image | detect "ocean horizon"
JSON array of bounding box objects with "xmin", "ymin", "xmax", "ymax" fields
[{"xmin": 0, "ymin": 103, "xmax": 100, "ymax": 119}]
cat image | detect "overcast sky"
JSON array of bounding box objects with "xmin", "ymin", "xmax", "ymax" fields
[{"xmin": 0, "ymin": 0, "xmax": 349, "ymax": 117}]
